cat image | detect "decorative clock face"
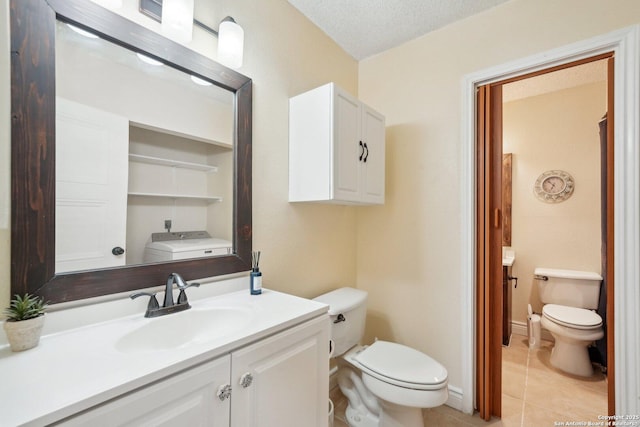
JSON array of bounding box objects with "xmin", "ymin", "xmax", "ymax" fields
[{"xmin": 534, "ymin": 170, "xmax": 574, "ymax": 203}]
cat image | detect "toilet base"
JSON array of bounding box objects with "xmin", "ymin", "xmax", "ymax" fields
[
  {"xmin": 344, "ymin": 400, "xmax": 424, "ymax": 427},
  {"xmin": 345, "ymin": 403, "xmax": 379, "ymax": 427},
  {"xmin": 379, "ymin": 401, "xmax": 423, "ymax": 427},
  {"xmin": 549, "ymin": 339, "xmax": 594, "ymax": 377}
]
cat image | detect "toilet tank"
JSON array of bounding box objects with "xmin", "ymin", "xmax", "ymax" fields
[
  {"xmin": 535, "ymin": 268, "xmax": 602, "ymax": 309},
  {"xmin": 313, "ymin": 287, "xmax": 368, "ymax": 357}
]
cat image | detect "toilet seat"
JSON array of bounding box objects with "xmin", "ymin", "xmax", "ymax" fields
[
  {"xmin": 353, "ymin": 341, "xmax": 448, "ymax": 391},
  {"xmin": 542, "ymin": 304, "xmax": 602, "ymax": 330}
]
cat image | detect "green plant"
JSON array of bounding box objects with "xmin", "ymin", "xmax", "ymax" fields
[{"xmin": 4, "ymin": 294, "xmax": 47, "ymax": 322}]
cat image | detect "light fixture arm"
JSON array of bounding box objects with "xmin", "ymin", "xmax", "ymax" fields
[{"xmin": 194, "ymin": 16, "xmax": 237, "ymax": 38}]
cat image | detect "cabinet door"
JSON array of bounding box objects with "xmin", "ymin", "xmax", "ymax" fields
[
  {"xmin": 230, "ymin": 316, "xmax": 330, "ymax": 427},
  {"xmin": 360, "ymin": 105, "xmax": 385, "ymax": 204},
  {"xmin": 58, "ymin": 355, "xmax": 231, "ymax": 427},
  {"xmin": 333, "ymin": 88, "xmax": 361, "ymax": 203}
]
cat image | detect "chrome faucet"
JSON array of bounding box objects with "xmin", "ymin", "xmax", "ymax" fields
[{"xmin": 130, "ymin": 273, "xmax": 200, "ymax": 318}]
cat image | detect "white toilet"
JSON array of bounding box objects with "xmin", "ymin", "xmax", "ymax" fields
[
  {"xmin": 535, "ymin": 268, "xmax": 604, "ymax": 377},
  {"xmin": 314, "ymin": 287, "xmax": 448, "ymax": 427}
]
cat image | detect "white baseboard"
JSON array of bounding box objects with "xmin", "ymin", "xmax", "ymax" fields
[
  {"xmin": 329, "ymin": 366, "xmax": 339, "ymax": 391},
  {"xmin": 445, "ymin": 385, "xmax": 464, "ymax": 412},
  {"xmin": 511, "ymin": 320, "xmax": 553, "ymax": 342}
]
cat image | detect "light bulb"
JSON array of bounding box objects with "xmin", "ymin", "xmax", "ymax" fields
[
  {"xmin": 218, "ymin": 17, "xmax": 244, "ymax": 69},
  {"xmin": 162, "ymin": 0, "xmax": 195, "ymax": 44}
]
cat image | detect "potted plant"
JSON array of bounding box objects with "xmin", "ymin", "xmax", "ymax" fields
[{"xmin": 3, "ymin": 293, "xmax": 48, "ymax": 352}]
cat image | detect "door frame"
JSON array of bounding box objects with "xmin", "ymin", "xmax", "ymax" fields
[{"xmin": 460, "ymin": 26, "xmax": 640, "ymax": 416}]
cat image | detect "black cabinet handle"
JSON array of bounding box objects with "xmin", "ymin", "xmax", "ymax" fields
[
  {"xmin": 112, "ymin": 246, "xmax": 125, "ymax": 256},
  {"xmin": 363, "ymin": 142, "xmax": 369, "ymax": 163},
  {"xmin": 359, "ymin": 141, "xmax": 364, "ymax": 161}
]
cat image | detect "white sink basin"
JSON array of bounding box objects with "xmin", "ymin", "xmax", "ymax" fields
[{"xmin": 115, "ymin": 306, "xmax": 254, "ymax": 353}]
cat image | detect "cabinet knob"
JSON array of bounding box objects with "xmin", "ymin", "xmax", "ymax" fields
[
  {"xmin": 363, "ymin": 142, "xmax": 369, "ymax": 163},
  {"xmin": 359, "ymin": 141, "xmax": 364, "ymax": 161},
  {"xmin": 217, "ymin": 384, "xmax": 232, "ymax": 401},
  {"xmin": 239, "ymin": 372, "xmax": 254, "ymax": 388},
  {"xmin": 112, "ymin": 246, "xmax": 125, "ymax": 256}
]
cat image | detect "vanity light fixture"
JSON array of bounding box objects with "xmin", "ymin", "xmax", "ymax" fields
[
  {"xmin": 139, "ymin": 0, "xmax": 245, "ymax": 69},
  {"xmin": 216, "ymin": 17, "xmax": 244, "ymax": 69},
  {"xmin": 161, "ymin": 0, "xmax": 195, "ymax": 44}
]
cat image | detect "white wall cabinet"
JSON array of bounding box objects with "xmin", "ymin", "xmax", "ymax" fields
[
  {"xmin": 289, "ymin": 82, "xmax": 385, "ymax": 205},
  {"xmin": 58, "ymin": 315, "xmax": 329, "ymax": 427}
]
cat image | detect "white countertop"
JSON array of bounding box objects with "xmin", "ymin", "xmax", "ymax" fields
[
  {"xmin": 0, "ymin": 288, "xmax": 328, "ymax": 426},
  {"xmin": 502, "ymin": 249, "xmax": 515, "ymax": 267}
]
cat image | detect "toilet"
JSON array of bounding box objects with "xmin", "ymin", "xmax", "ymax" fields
[
  {"xmin": 314, "ymin": 287, "xmax": 448, "ymax": 427},
  {"xmin": 535, "ymin": 268, "xmax": 604, "ymax": 377}
]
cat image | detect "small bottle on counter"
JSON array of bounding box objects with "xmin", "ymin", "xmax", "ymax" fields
[{"xmin": 250, "ymin": 251, "xmax": 262, "ymax": 295}]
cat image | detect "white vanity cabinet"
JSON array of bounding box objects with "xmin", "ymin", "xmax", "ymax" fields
[
  {"xmin": 57, "ymin": 355, "xmax": 232, "ymax": 426},
  {"xmin": 57, "ymin": 315, "xmax": 329, "ymax": 427},
  {"xmin": 289, "ymin": 82, "xmax": 385, "ymax": 205},
  {"xmin": 230, "ymin": 315, "xmax": 329, "ymax": 426}
]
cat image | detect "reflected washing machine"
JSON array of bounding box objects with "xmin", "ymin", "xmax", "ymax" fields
[{"xmin": 143, "ymin": 231, "xmax": 232, "ymax": 263}]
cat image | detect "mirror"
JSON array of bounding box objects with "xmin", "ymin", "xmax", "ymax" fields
[
  {"xmin": 11, "ymin": 0, "xmax": 252, "ymax": 303},
  {"xmin": 55, "ymin": 22, "xmax": 234, "ymax": 273}
]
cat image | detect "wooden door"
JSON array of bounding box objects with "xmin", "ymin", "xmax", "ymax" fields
[
  {"xmin": 55, "ymin": 98, "xmax": 129, "ymax": 273},
  {"xmin": 476, "ymin": 54, "xmax": 616, "ymax": 419},
  {"xmin": 476, "ymin": 83, "xmax": 503, "ymax": 420}
]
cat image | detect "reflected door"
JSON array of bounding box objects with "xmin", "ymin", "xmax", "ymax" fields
[{"xmin": 55, "ymin": 98, "xmax": 129, "ymax": 272}]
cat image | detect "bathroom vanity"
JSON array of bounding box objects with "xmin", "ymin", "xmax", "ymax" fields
[{"xmin": 0, "ymin": 286, "xmax": 330, "ymax": 426}]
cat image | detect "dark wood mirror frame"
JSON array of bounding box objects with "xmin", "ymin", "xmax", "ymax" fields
[{"xmin": 10, "ymin": 0, "xmax": 252, "ymax": 304}]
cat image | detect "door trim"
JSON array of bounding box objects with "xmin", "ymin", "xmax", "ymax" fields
[{"xmin": 460, "ymin": 26, "xmax": 640, "ymax": 416}]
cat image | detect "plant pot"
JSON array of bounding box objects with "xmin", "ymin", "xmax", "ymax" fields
[{"xmin": 3, "ymin": 315, "xmax": 45, "ymax": 352}]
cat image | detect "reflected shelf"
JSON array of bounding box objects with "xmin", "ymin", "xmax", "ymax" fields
[
  {"xmin": 128, "ymin": 192, "xmax": 223, "ymax": 203},
  {"xmin": 129, "ymin": 154, "xmax": 219, "ymax": 172}
]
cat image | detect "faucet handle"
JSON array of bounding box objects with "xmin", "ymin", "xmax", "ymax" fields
[
  {"xmin": 172, "ymin": 273, "xmax": 198, "ymax": 290},
  {"xmin": 130, "ymin": 292, "xmax": 160, "ymax": 312},
  {"xmin": 177, "ymin": 282, "xmax": 200, "ymax": 305}
]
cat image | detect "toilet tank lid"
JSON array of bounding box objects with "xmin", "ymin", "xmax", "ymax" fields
[
  {"xmin": 313, "ymin": 287, "xmax": 367, "ymax": 315},
  {"xmin": 534, "ymin": 268, "xmax": 602, "ymax": 281}
]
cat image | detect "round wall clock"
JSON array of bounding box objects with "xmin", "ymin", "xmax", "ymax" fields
[{"xmin": 533, "ymin": 170, "xmax": 575, "ymax": 203}]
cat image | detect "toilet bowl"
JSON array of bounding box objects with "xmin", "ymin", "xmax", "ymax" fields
[
  {"xmin": 540, "ymin": 304, "xmax": 603, "ymax": 377},
  {"xmin": 314, "ymin": 288, "xmax": 448, "ymax": 427},
  {"xmin": 535, "ymin": 268, "xmax": 604, "ymax": 377}
]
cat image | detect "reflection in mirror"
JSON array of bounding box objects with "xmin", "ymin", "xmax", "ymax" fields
[
  {"xmin": 55, "ymin": 22, "xmax": 235, "ymax": 273},
  {"xmin": 11, "ymin": 0, "xmax": 252, "ymax": 304}
]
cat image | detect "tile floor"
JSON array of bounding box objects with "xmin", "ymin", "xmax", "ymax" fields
[{"xmin": 331, "ymin": 336, "xmax": 608, "ymax": 427}]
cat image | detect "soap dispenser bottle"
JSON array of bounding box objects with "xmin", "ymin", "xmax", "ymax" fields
[{"xmin": 250, "ymin": 251, "xmax": 262, "ymax": 295}]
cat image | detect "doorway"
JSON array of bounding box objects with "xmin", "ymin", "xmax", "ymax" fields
[
  {"xmin": 475, "ymin": 54, "xmax": 615, "ymax": 421},
  {"xmin": 503, "ymin": 58, "xmax": 611, "ymax": 423}
]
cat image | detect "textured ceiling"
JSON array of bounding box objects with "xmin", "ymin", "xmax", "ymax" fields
[
  {"xmin": 287, "ymin": 0, "xmax": 510, "ymax": 60},
  {"xmin": 503, "ymin": 60, "xmax": 608, "ymax": 102}
]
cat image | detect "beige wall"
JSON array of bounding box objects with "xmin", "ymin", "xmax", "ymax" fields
[
  {"xmin": 0, "ymin": 0, "xmax": 358, "ymax": 310},
  {"xmin": 357, "ymin": 0, "xmax": 640, "ymax": 390},
  {"xmin": 504, "ymin": 82, "xmax": 606, "ymax": 324},
  {"xmin": 3, "ymin": 0, "xmax": 640, "ymax": 403}
]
